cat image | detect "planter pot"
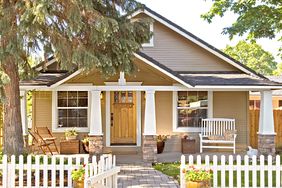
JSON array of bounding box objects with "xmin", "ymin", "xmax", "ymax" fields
[
  {"xmin": 186, "ymin": 181, "xmax": 210, "ymax": 188},
  {"xmin": 66, "ymin": 135, "xmax": 77, "ymax": 141},
  {"xmin": 82, "ymin": 142, "xmax": 89, "ymax": 153},
  {"xmin": 73, "ymin": 180, "xmax": 84, "ymax": 188},
  {"xmin": 157, "ymin": 141, "xmax": 165, "ymax": 154}
]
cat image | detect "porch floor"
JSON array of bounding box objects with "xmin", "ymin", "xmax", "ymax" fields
[{"xmin": 116, "ymin": 151, "xmax": 246, "ymax": 164}]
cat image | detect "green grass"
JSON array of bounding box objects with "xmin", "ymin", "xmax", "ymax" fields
[{"xmin": 153, "ymin": 162, "xmax": 280, "ymax": 187}]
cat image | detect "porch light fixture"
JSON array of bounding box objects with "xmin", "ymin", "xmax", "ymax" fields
[{"xmin": 100, "ymin": 91, "xmax": 103, "ymax": 100}]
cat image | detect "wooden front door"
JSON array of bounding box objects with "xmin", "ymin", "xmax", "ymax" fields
[{"xmin": 110, "ymin": 91, "xmax": 136, "ymax": 145}]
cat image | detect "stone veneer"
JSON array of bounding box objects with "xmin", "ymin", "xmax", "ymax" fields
[
  {"xmin": 88, "ymin": 135, "xmax": 103, "ymax": 155},
  {"xmin": 258, "ymin": 134, "xmax": 276, "ymax": 156},
  {"xmin": 142, "ymin": 135, "xmax": 157, "ymax": 162}
]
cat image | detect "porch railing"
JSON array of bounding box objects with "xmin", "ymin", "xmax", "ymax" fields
[
  {"xmin": 0, "ymin": 153, "xmax": 120, "ymax": 188},
  {"xmin": 180, "ymin": 154, "xmax": 282, "ymax": 188}
]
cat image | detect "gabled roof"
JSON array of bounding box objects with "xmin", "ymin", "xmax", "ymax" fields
[{"xmin": 132, "ymin": 6, "xmax": 265, "ymax": 79}]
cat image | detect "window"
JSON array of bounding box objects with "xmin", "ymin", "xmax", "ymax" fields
[
  {"xmin": 142, "ymin": 23, "xmax": 154, "ymax": 47},
  {"xmin": 173, "ymin": 91, "xmax": 211, "ymax": 132},
  {"xmin": 56, "ymin": 91, "xmax": 88, "ymax": 129}
]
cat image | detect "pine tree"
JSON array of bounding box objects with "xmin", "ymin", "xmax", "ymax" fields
[{"xmin": 0, "ymin": 0, "xmax": 151, "ymax": 155}]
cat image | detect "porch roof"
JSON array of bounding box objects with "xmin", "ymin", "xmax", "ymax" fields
[{"xmin": 180, "ymin": 73, "xmax": 281, "ymax": 87}]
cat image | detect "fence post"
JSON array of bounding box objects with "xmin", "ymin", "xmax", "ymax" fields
[
  {"xmin": 113, "ymin": 155, "xmax": 118, "ymax": 188},
  {"xmin": 180, "ymin": 155, "xmax": 186, "ymax": 188}
]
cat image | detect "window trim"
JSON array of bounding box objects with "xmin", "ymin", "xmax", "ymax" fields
[
  {"xmin": 52, "ymin": 91, "xmax": 90, "ymax": 132},
  {"xmin": 172, "ymin": 91, "xmax": 213, "ymax": 132},
  {"xmin": 142, "ymin": 23, "xmax": 154, "ymax": 47}
]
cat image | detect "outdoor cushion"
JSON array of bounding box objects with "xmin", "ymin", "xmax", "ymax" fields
[
  {"xmin": 208, "ymin": 135, "xmax": 225, "ymax": 140},
  {"xmin": 224, "ymin": 130, "xmax": 237, "ymax": 140}
]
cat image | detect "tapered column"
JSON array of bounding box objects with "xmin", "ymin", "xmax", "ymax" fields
[
  {"xmin": 20, "ymin": 90, "xmax": 28, "ymax": 148},
  {"xmin": 258, "ymin": 90, "xmax": 276, "ymax": 156},
  {"xmin": 143, "ymin": 90, "xmax": 157, "ymax": 162},
  {"xmin": 20, "ymin": 91, "xmax": 28, "ymax": 136},
  {"xmin": 89, "ymin": 90, "xmax": 103, "ymax": 155}
]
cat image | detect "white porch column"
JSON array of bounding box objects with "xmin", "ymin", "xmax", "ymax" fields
[
  {"xmin": 89, "ymin": 90, "xmax": 103, "ymax": 136},
  {"xmin": 258, "ymin": 90, "xmax": 276, "ymax": 155},
  {"xmin": 144, "ymin": 90, "xmax": 156, "ymax": 135},
  {"xmin": 89, "ymin": 90, "xmax": 103, "ymax": 155},
  {"xmin": 20, "ymin": 91, "xmax": 28, "ymax": 136},
  {"xmin": 143, "ymin": 90, "xmax": 157, "ymax": 162}
]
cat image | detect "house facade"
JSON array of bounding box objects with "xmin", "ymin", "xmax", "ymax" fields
[{"xmin": 20, "ymin": 7, "xmax": 281, "ymax": 161}]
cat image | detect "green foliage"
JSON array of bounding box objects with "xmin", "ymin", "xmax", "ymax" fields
[
  {"xmin": 71, "ymin": 165, "xmax": 86, "ymax": 181},
  {"xmin": 157, "ymin": 135, "xmax": 168, "ymax": 142},
  {"xmin": 273, "ymin": 62, "xmax": 282, "ymax": 75},
  {"xmin": 184, "ymin": 165, "xmax": 212, "ymax": 182},
  {"xmin": 153, "ymin": 162, "xmax": 181, "ymax": 182},
  {"xmin": 64, "ymin": 128, "xmax": 78, "ymax": 137},
  {"xmin": 223, "ymin": 41, "xmax": 277, "ymax": 75},
  {"xmin": 202, "ymin": 0, "xmax": 282, "ymax": 57}
]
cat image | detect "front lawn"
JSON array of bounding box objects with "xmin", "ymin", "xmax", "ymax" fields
[{"xmin": 153, "ymin": 162, "xmax": 180, "ymax": 182}]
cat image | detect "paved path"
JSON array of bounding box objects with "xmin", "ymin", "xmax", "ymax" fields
[{"xmin": 117, "ymin": 163, "xmax": 179, "ymax": 188}]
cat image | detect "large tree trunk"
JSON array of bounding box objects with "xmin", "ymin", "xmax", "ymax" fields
[{"xmin": 2, "ymin": 60, "xmax": 24, "ymax": 156}]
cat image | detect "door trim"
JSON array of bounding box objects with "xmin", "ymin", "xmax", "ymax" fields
[{"xmin": 105, "ymin": 82, "xmax": 142, "ymax": 147}]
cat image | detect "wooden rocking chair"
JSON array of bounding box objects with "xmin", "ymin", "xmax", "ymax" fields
[{"xmin": 35, "ymin": 127, "xmax": 59, "ymax": 153}]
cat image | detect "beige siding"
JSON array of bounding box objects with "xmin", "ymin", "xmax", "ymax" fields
[
  {"xmin": 141, "ymin": 20, "xmax": 239, "ymax": 72},
  {"xmin": 66, "ymin": 58, "xmax": 176, "ymax": 85},
  {"xmin": 213, "ymin": 91, "xmax": 249, "ymax": 150}
]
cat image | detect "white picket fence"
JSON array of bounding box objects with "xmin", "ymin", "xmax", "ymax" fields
[
  {"xmin": 180, "ymin": 155, "xmax": 282, "ymax": 188},
  {"xmin": 0, "ymin": 154, "xmax": 120, "ymax": 188}
]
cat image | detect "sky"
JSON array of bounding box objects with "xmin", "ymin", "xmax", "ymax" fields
[{"xmin": 137, "ymin": 0, "xmax": 282, "ymax": 63}]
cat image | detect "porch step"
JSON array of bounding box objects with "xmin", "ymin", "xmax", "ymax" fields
[{"xmin": 104, "ymin": 146, "xmax": 141, "ymax": 155}]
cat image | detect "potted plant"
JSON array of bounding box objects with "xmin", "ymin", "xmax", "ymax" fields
[
  {"xmin": 157, "ymin": 135, "xmax": 168, "ymax": 154},
  {"xmin": 71, "ymin": 164, "xmax": 85, "ymax": 188},
  {"xmin": 65, "ymin": 128, "xmax": 78, "ymax": 140},
  {"xmin": 183, "ymin": 165, "xmax": 212, "ymax": 188},
  {"xmin": 81, "ymin": 137, "xmax": 89, "ymax": 153}
]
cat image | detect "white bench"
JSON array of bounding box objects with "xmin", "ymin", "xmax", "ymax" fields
[{"xmin": 199, "ymin": 118, "xmax": 237, "ymax": 154}]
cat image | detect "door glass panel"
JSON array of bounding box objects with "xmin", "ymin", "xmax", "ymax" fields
[
  {"xmin": 114, "ymin": 91, "xmax": 119, "ymax": 103},
  {"xmin": 121, "ymin": 91, "xmax": 126, "ymax": 103},
  {"xmin": 128, "ymin": 92, "xmax": 133, "ymax": 103}
]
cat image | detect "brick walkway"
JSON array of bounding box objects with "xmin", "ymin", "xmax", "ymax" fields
[{"xmin": 117, "ymin": 163, "xmax": 179, "ymax": 188}]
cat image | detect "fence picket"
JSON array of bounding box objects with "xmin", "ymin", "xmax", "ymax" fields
[
  {"xmin": 276, "ymin": 155, "xmax": 281, "ymax": 188},
  {"xmin": 244, "ymin": 155, "xmax": 249, "ymax": 188},
  {"xmin": 51, "ymin": 155, "xmax": 56, "ymax": 188},
  {"xmin": 213, "ymin": 155, "xmax": 218, "ymax": 187},
  {"xmin": 59, "ymin": 156, "xmax": 64, "ymax": 188},
  {"xmin": 236, "ymin": 155, "xmax": 241, "ymax": 188},
  {"xmin": 2, "ymin": 155, "xmax": 7, "ymax": 188},
  {"xmin": 228, "ymin": 155, "xmax": 233, "ymax": 187},
  {"xmin": 43, "ymin": 155, "xmax": 48, "ymax": 188},
  {"xmin": 19, "ymin": 155, "xmax": 24, "ymax": 188},
  {"xmin": 10, "ymin": 155, "xmax": 16, "ymax": 188},
  {"xmin": 26, "ymin": 155, "xmax": 32, "ymax": 188},
  {"xmin": 35, "ymin": 155, "xmax": 40, "ymax": 187},
  {"xmin": 67, "ymin": 156, "xmax": 73, "ymax": 187},
  {"xmin": 221, "ymin": 155, "xmax": 226, "ymax": 187},
  {"xmin": 252, "ymin": 155, "xmax": 257, "ymax": 188},
  {"xmin": 260, "ymin": 155, "xmax": 265, "ymax": 187},
  {"xmin": 268, "ymin": 155, "xmax": 272, "ymax": 188},
  {"xmin": 180, "ymin": 155, "xmax": 185, "ymax": 188}
]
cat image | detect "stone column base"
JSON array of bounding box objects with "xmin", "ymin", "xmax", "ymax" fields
[
  {"xmin": 89, "ymin": 135, "xmax": 104, "ymax": 155},
  {"xmin": 142, "ymin": 135, "xmax": 157, "ymax": 162},
  {"xmin": 258, "ymin": 134, "xmax": 276, "ymax": 156}
]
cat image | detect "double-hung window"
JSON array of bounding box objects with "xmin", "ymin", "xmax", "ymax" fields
[
  {"xmin": 174, "ymin": 91, "xmax": 210, "ymax": 132},
  {"xmin": 55, "ymin": 91, "xmax": 89, "ymax": 131}
]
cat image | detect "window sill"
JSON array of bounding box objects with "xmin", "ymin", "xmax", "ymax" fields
[
  {"xmin": 52, "ymin": 127, "xmax": 89, "ymax": 133},
  {"xmin": 173, "ymin": 127, "xmax": 201, "ymax": 133}
]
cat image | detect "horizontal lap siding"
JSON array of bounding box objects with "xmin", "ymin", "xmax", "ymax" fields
[
  {"xmin": 213, "ymin": 91, "xmax": 249, "ymax": 150},
  {"xmin": 141, "ymin": 21, "xmax": 238, "ymax": 72}
]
